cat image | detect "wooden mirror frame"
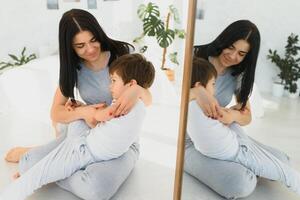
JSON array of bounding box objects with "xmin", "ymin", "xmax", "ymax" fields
[{"xmin": 173, "ymin": 0, "xmax": 197, "ymax": 199}]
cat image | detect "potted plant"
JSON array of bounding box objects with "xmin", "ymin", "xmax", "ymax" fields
[
  {"xmin": 267, "ymin": 33, "xmax": 300, "ymax": 98},
  {"xmin": 133, "ymin": 2, "xmax": 185, "ymax": 81},
  {"xmin": 0, "ymin": 47, "xmax": 37, "ymax": 74}
]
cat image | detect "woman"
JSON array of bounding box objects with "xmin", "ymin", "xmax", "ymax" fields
[
  {"xmin": 185, "ymin": 20, "xmax": 290, "ymax": 199},
  {"xmin": 6, "ymin": 9, "xmax": 151, "ymax": 199}
]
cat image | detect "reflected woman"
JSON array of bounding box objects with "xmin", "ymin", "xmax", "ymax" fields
[
  {"xmin": 187, "ymin": 57, "xmax": 300, "ymax": 198},
  {"xmin": 185, "ymin": 20, "xmax": 294, "ymax": 199}
]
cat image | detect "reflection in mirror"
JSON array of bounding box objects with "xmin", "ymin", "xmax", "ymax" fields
[
  {"xmin": 181, "ymin": 0, "xmax": 300, "ymax": 199},
  {"xmin": 0, "ymin": 1, "xmax": 186, "ymax": 199}
]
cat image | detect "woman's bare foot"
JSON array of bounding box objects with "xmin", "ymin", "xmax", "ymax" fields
[
  {"xmin": 13, "ymin": 172, "xmax": 20, "ymax": 180},
  {"xmin": 5, "ymin": 147, "xmax": 31, "ymax": 163}
]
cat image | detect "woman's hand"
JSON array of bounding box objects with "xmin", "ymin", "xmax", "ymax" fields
[
  {"xmin": 112, "ymin": 85, "xmax": 140, "ymax": 117},
  {"xmin": 228, "ymin": 101, "xmax": 252, "ymax": 126},
  {"xmin": 65, "ymin": 99, "xmax": 85, "ymax": 111},
  {"xmin": 191, "ymin": 86, "xmax": 221, "ymax": 118},
  {"xmin": 94, "ymin": 106, "xmax": 115, "ymax": 123}
]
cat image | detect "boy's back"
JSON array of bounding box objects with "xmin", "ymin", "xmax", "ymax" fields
[
  {"xmin": 187, "ymin": 100, "xmax": 239, "ymax": 160},
  {"xmin": 86, "ymin": 100, "xmax": 146, "ymax": 160}
]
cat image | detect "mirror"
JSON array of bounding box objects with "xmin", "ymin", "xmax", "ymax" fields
[{"xmin": 179, "ymin": 0, "xmax": 300, "ymax": 199}]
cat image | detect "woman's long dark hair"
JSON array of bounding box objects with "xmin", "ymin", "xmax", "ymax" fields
[
  {"xmin": 58, "ymin": 9, "xmax": 134, "ymax": 98},
  {"xmin": 194, "ymin": 20, "xmax": 261, "ymax": 109}
]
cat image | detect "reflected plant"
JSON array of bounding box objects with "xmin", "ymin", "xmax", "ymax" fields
[{"xmin": 267, "ymin": 33, "xmax": 300, "ymax": 93}]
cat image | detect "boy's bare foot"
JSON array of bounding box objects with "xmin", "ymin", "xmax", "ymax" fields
[
  {"xmin": 5, "ymin": 147, "xmax": 31, "ymax": 163},
  {"xmin": 13, "ymin": 172, "xmax": 20, "ymax": 180}
]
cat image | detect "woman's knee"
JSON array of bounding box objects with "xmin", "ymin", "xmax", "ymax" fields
[
  {"xmin": 58, "ymin": 148, "xmax": 139, "ymax": 200},
  {"xmin": 57, "ymin": 169, "xmax": 120, "ymax": 200},
  {"xmin": 219, "ymin": 168, "xmax": 257, "ymax": 199},
  {"xmin": 184, "ymin": 147, "xmax": 257, "ymax": 199},
  {"xmin": 86, "ymin": 175, "xmax": 119, "ymax": 200}
]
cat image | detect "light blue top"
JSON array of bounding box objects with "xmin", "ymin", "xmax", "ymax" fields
[
  {"xmin": 77, "ymin": 62, "xmax": 112, "ymax": 105},
  {"xmin": 215, "ymin": 68, "xmax": 238, "ymax": 107}
]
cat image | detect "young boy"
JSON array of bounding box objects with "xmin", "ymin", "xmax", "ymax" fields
[
  {"xmin": 187, "ymin": 57, "xmax": 300, "ymax": 195},
  {"xmin": 0, "ymin": 53, "xmax": 155, "ymax": 200}
]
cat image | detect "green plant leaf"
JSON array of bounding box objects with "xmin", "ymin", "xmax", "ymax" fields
[
  {"xmin": 21, "ymin": 47, "xmax": 26, "ymax": 56},
  {"xmin": 20, "ymin": 55, "xmax": 26, "ymax": 64},
  {"xmin": 133, "ymin": 34, "xmax": 145, "ymax": 44},
  {"xmin": 0, "ymin": 62, "xmax": 13, "ymax": 69},
  {"xmin": 168, "ymin": 52, "xmax": 179, "ymax": 65},
  {"xmin": 139, "ymin": 45, "xmax": 148, "ymax": 53},
  {"xmin": 156, "ymin": 29, "xmax": 175, "ymax": 48},
  {"xmin": 8, "ymin": 54, "xmax": 20, "ymax": 62},
  {"xmin": 169, "ymin": 5, "xmax": 180, "ymax": 23},
  {"xmin": 137, "ymin": 3, "xmax": 160, "ymax": 20},
  {"xmin": 175, "ymin": 29, "xmax": 185, "ymax": 39},
  {"xmin": 143, "ymin": 16, "xmax": 164, "ymax": 36},
  {"xmin": 268, "ymin": 33, "xmax": 300, "ymax": 92}
]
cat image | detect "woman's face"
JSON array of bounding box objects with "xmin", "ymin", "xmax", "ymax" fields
[
  {"xmin": 72, "ymin": 30, "xmax": 101, "ymax": 62},
  {"xmin": 219, "ymin": 39, "xmax": 250, "ymax": 67}
]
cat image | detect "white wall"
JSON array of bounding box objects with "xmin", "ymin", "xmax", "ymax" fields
[
  {"xmin": 0, "ymin": 0, "xmax": 186, "ymax": 81},
  {"xmin": 0, "ymin": 0, "xmax": 145, "ymax": 59},
  {"xmin": 194, "ymin": 0, "xmax": 300, "ymax": 93}
]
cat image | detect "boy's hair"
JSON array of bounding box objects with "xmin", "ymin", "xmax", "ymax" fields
[
  {"xmin": 109, "ymin": 53, "xmax": 155, "ymax": 89},
  {"xmin": 191, "ymin": 57, "xmax": 217, "ymax": 88}
]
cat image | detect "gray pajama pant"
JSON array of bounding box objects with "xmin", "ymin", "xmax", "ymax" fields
[
  {"xmin": 231, "ymin": 124, "xmax": 300, "ymax": 195},
  {"xmin": 185, "ymin": 123, "xmax": 300, "ymax": 199},
  {"xmin": 2, "ymin": 121, "xmax": 139, "ymax": 200}
]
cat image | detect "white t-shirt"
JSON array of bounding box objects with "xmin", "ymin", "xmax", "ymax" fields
[
  {"xmin": 187, "ymin": 100, "xmax": 239, "ymax": 160},
  {"xmin": 86, "ymin": 100, "xmax": 145, "ymax": 161}
]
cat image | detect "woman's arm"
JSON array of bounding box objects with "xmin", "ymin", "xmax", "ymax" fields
[
  {"xmin": 113, "ymin": 85, "xmax": 151, "ymax": 116},
  {"xmin": 138, "ymin": 86, "xmax": 152, "ymax": 106},
  {"xmin": 50, "ymin": 87, "xmax": 98, "ymax": 128},
  {"xmin": 94, "ymin": 106, "xmax": 114, "ymax": 122},
  {"xmin": 190, "ymin": 85, "xmax": 221, "ymax": 118}
]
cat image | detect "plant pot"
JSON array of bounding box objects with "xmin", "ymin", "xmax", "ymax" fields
[
  {"xmin": 288, "ymin": 88, "xmax": 300, "ymax": 98},
  {"xmin": 272, "ymin": 82, "xmax": 284, "ymax": 97},
  {"xmin": 163, "ymin": 68, "xmax": 175, "ymax": 82}
]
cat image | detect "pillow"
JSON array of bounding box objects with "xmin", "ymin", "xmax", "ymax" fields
[{"xmin": 0, "ymin": 55, "xmax": 59, "ymax": 124}]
